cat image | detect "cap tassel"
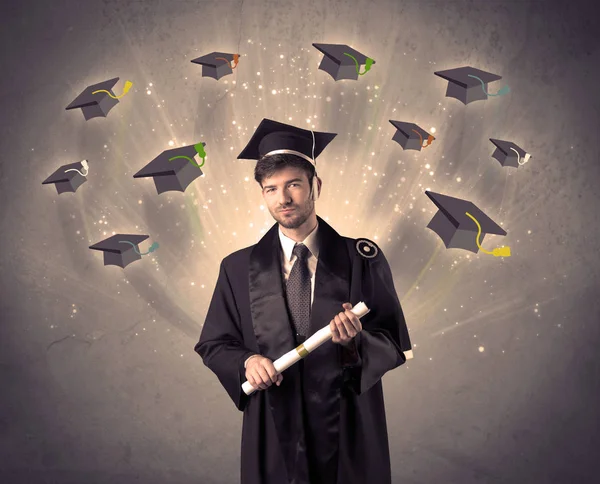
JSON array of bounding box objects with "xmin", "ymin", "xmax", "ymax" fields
[
  {"xmin": 310, "ymin": 129, "xmax": 319, "ymax": 202},
  {"xmin": 343, "ymin": 52, "xmax": 374, "ymax": 76},
  {"xmin": 168, "ymin": 143, "xmax": 207, "ymax": 168},
  {"xmin": 215, "ymin": 54, "xmax": 240, "ymax": 69},
  {"xmin": 465, "ymin": 212, "xmax": 511, "ymax": 257},
  {"xmin": 467, "ymin": 74, "xmax": 510, "ymax": 97},
  {"xmin": 411, "ymin": 129, "xmax": 435, "ymax": 148},
  {"xmin": 64, "ymin": 160, "xmax": 89, "ymax": 177},
  {"xmin": 118, "ymin": 240, "xmax": 160, "ymax": 256},
  {"xmin": 509, "ymin": 147, "xmax": 531, "ymax": 166},
  {"xmin": 92, "ymin": 80, "xmax": 133, "ymax": 99}
]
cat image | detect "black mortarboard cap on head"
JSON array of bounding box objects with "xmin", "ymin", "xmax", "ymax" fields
[
  {"xmin": 312, "ymin": 43, "xmax": 375, "ymax": 81},
  {"xmin": 66, "ymin": 78, "xmax": 121, "ymax": 120},
  {"xmin": 434, "ymin": 66, "xmax": 509, "ymax": 105},
  {"xmin": 133, "ymin": 143, "xmax": 206, "ymax": 194},
  {"xmin": 425, "ymin": 190, "xmax": 511, "ymax": 256},
  {"xmin": 42, "ymin": 160, "xmax": 89, "ymax": 194},
  {"xmin": 191, "ymin": 52, "xmax": 240, "ymax": 80},
  {"xmin": 237, "ymin": 118, "xmax": 337, "ymax": 167},
  {"xmin": 489, "ymin": 139, "xmax": 531, "ymax": 168},
  {"xmin": 389, "ymin": 121, "xmax": 436, "ymax": 151},
  {"xmin": 89, "ymin": 234, "xmax": 157, "ymax": 268}
]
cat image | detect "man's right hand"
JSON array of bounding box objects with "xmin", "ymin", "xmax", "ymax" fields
[{"xmin": 245, "ymin": 356, "xmax": 283, "ymax": 390}]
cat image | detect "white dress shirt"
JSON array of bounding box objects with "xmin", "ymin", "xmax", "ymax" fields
[{"xmin": 244, "ymin": 221, "xmax": 320, "ymax": 368}]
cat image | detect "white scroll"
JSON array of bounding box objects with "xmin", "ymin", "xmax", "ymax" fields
[{"xmin": 242, "ymin": 302, "xmax": 371, "ymax": 396}]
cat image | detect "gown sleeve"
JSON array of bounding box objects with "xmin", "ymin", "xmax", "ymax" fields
[
  {"xmin": 343, "ymin": 247, "xmax": 412, "ymax": 396},
  {"xmin": 194, "ymin": 259, "xmax": 255, "ymax": 411}
]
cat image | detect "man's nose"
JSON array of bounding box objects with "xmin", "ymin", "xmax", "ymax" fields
[{"xmin": 278, "ymin": 189, "xmax": 291, "ymax": 205}]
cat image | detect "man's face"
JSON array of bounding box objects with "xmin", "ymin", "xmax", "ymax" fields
[{"xmin": 261, "ymin": 166, "xmax": 315, "ymax": 229}]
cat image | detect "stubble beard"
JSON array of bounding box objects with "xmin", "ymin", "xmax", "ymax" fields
[{"xmin": 273, "ymin": 199, "xmax": 314, "ymax": 229}]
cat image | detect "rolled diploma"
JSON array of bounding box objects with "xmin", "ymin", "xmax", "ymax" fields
[{"xmin": 242, "ymin": 301, "xmax": 370, "ymax": 396}]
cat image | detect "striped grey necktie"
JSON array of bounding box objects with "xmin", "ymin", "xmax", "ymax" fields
[{"xmin": 286, "ymin": 243, "xmax": 311, "ymax": 336}]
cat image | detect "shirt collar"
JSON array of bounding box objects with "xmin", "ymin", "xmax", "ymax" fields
[{"xmin": 279, "ymin": 221, "xmax": 320, "ymax": 262}]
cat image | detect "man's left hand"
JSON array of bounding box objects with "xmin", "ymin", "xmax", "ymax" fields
[{"xmin": 330, "ymin": 302, "xmax": 362, "ymax": 346}]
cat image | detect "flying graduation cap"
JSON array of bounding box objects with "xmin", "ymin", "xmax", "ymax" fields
[
  {"xmin": 389, "ymin": 121, "xmax": 436, "ymax": 151},
  {"xmin": 425, "ymin": 190, "xmax": 511, "ymax": 257},
  {"xmin": 42, "ymin": 160, "xmax": 89, "ymax": 194},
  {"xmin": 190, "ymin": 52, "xmax": 240, "ymax": 80},
  {"xmin": 237, "ymin": 118, "xmax": 337, "ymax": 201},
  {"xmin": 312, "ymin": 43, "xmax": 375, "ymax": 81},
  {"xmin": 89, "ymin": 234, "xmax": 159, "ymax": 269},
  {"xmin": 65, "ymin": 77, "xmax": 132, "ymax": 120},
  {"xmin": 434, "ymin": 66, "xmax": 509, "ymax": 105},
  {"xmin": 133, "ymin": 143, "xmax": 206, "ymax": 194},
  {"xmin": 489, "ymin": 139, "xmax": 531, "ymax": 168}
]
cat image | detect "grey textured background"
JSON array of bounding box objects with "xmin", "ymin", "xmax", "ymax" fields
[{"xmin": 1, "ymin": 0, "xmax": 599, "ymax": 483}]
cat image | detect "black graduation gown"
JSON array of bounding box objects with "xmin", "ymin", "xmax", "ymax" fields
[{"xmin": 195, "ymin": 216, "xmax": 412, "ymax": 484}]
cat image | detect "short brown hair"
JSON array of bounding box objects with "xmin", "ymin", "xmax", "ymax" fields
[{"xmin": 254, "ymin": 153, "xmax": 315, "ymax": 188}]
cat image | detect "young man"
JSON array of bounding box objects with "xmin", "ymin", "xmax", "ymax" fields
[{"xmin": 195, "ymin": 119, "xmax": 413, "ymax": 484}]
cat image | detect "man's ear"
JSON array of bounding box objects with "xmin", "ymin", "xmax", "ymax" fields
[{"xmin": 317, "ymin": 176, "xmax": 322, "ymax": 196}]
